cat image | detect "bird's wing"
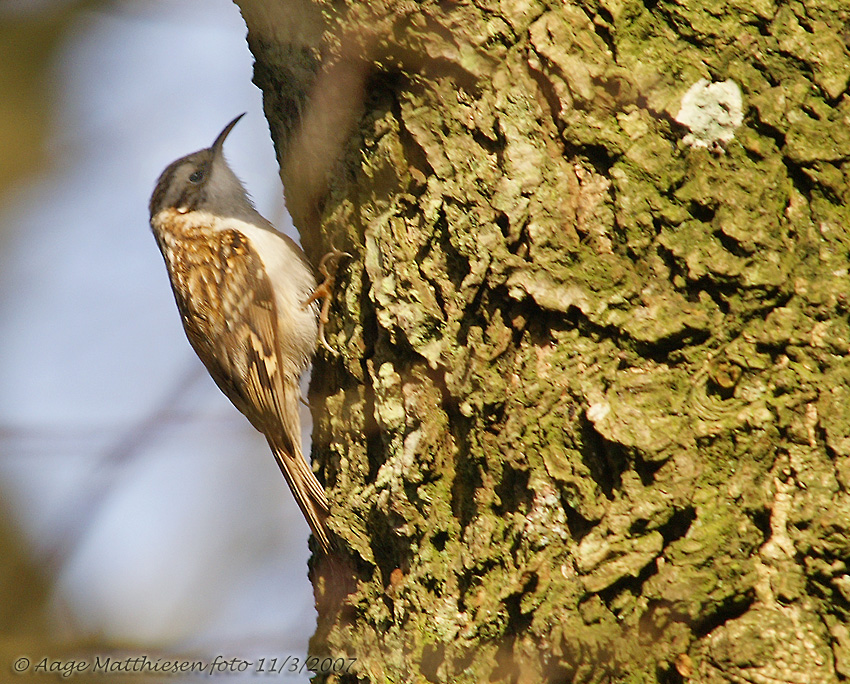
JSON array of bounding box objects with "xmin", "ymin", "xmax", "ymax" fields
[{"xmin": 175, "ymin": 229, "xmax": 330, "ymax": 549}]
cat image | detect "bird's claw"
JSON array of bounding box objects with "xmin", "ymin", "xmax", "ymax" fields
[{"xmin": 302, "ymin": 245, "xmax": 351, "ymax": 353}]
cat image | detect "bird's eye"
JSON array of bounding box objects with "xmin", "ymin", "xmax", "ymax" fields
[{"xmin": 188, "ymin": 169, "xmax": 205, "ymax": 183}]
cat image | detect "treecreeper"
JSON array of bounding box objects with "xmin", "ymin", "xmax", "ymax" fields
[{"xmin": 148, "ymin": 114, "xmax": 335, "ymax": 552}]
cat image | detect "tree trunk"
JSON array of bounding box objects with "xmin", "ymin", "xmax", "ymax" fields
[{"xmin": 235, "ymin": 0, "xmax": 850, "ymax": 682}]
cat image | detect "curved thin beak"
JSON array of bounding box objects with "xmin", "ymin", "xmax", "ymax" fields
[{"xmin": 211, "ymin": 113, "xmax": 245, "ymax": 155}]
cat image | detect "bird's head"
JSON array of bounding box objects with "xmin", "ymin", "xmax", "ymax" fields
[{"xmin": 149, "ymin": 113, "xmax": 254, "ymax": 219}]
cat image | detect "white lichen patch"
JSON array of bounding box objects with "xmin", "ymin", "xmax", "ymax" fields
[{"xmin": 675, "ymin": 79, "xmax": 743, "ymax": 148}]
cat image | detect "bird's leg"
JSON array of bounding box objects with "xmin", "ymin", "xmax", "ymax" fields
[{"xmin": 303, "ymin": 245, "xmax": 351, "ymax": 353}]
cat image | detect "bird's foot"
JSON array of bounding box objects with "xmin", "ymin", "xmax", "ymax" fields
[{"xmin": 302, "ymin": 245, "xmax": 351, "ymax": 353}]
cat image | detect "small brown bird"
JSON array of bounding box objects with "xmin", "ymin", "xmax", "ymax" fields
[{"xmin": 149, "ymin": 114, "xmax": 331, "ymax": 552}]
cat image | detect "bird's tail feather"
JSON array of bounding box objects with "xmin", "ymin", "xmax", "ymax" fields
[{"xmin": 270, "ymin": 441, "xmax": 332, "ymax": 553}]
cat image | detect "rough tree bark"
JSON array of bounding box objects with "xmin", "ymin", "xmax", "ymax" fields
[{"xmin": 235, "ymin": 1, "xmax": 850, "ymax": 682}]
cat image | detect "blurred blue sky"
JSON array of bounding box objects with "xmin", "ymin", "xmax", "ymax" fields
[{"xmin": 0, "ymin": 0, "xmax": 317, "ymax": 672}]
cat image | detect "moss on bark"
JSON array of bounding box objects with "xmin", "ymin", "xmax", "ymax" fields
[{"xmin": 236, "ymin": 0, "xmax": 850, "ymax": 681}]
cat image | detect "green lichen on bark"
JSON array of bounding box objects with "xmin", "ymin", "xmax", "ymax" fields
[{"xmin": 236, "ymin": 0, "xmax": 850, "ymax": 681}]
